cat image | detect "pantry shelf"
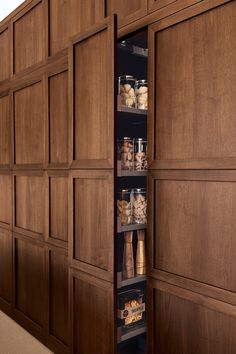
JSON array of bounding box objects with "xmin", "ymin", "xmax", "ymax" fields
[
  {"xmin": 117, "ymin": 161, "xmax": 147, "ymax": 177},
  {"xmin": 117, "ymin": 272, "xmax": 147, "ymax": 289},
  {"xmin": 117, "ymin": 218, "xmax": 147, "ymax": 233},
  {"xmin": 117, "ymin": 102, "xmax": 147, "ymax": 116},
  {"xmin": 117, "ymin": 325, "xmax": 147, "ymax": 344},
  {"xmin": 118, "ymin": 42, "xmax": 148, "ymax": 58}
]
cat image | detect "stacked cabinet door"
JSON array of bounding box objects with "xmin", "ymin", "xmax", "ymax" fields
[
  {"xmin": 147, "ymin": 1, "xmax": 236, "ymax": 353},
  {"xmin": 69, "ymin": 16, "xmax": 116, "ymax": 354}
]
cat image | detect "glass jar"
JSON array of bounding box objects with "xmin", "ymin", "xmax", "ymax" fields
[
  {"xmin": 135, "ymin": 80, "xmax": 148, "ymax": 110},
  {"xmin": 118, "ymin": 289, "xmax": 145, "ymax": 335},
  {"xmin": 117, "ymin": 189, "xmax": 132, "ymax": 225},
  {"xmin": 118, "ymin": 137, "xmax": 134, "ymax": 170},
  {"xmin": 132, "ymin": 188, "xmax": 147, "ymax": 224},
  {"xmin": 134, "ymin": 138, "xmax": 147, "ymax": 171},
  {"xmin": 118, "ymin": 75, "xmax": 137, "ymax": 108}
]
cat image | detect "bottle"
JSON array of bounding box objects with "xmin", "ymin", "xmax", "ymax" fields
[
  {"xmin": 136, "ymin": 230, "xmax": 146, "ymax": 275},
  {"xmin": 123, "ymin": 231, "xmax": 134, "ymax": 279}
]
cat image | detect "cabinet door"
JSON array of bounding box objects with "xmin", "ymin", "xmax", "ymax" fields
[
  {"xmin": 69, "ymin": 16, "xmax": 117, "ymax": 169},
  {"xmin": 107, "ymin": 0, "xmax": 147, "ymax": 28}
]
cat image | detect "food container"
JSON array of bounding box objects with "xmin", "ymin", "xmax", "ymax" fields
[
  {"xmin": 117, "ymin": 189, "xmax": 132, "ymax": 225},
  {"xmin": 118, "ymin": 75, "xmax": 137, "ymax": 108},
  {"xmin": 118, "ymin": 289, "xmax": 145, "ymax": 334},
  {"xmin": 135, "ymin": 80, "xmax": 148, "ymax": 110},
  {"xmin": 134, "ymin": 138, "xmax": 147, "ymax": 171},
  {"xmin": 118, "ymin": 137, "xmax": 134, "ymax": 170},
  {"xmin": 132, "ymin": 188, "xmax": 147, "ymax": 224}
]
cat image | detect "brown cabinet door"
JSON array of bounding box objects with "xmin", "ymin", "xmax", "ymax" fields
[
  {"xmin": 107, "ymin": 0, "xmax": 147, "ymax": 28},
  {"xmin": 69, "ymin": 16, "xmax": 117, "ymax": 169},
  {"xmin": 148, "ymin": 1, "xmax": 236, "ymax": 353}
]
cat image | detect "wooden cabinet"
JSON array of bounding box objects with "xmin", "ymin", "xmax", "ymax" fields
[
  {"xmin": 149, "ymin": 0, "xmax": 236, "ymax": 169},
  {"xmin": 13, "ymin": 0, "xmax": 47, "ymax": 74},
  {"xmin": 48, "ymin": 70, "xmax": 69, "ymax": 168},
  {"xmin": 70, "ymin": 268, "xmax": 114, "ymax": 354},
  {"xmin": 0, "ymin": 24, "xmax": 10, "ymax": 81},
  {"xmin": 0, "ymin": 94, "xmax": 10, "ymax": 168},
  {"xmin": 107, "ymin": 0, "xmax": 147, "ymax": 28},
  {"xmin": 47, "ymin": 246, "xmax": 69, "ymax": 350},
  {"xmin": 14, "ymin": 235, "xmax": 46, "ymax": 333},
  {"xmin": 13, "ymin": 79, "xmax": 46, "ymax": 168},
  {"xmin": 49, "ymin": 0, "xmax": 105, "ymax": 56},
  {"xmin": 0, "ymin": 173, "xmax": 12, "ymax": 229},
  {"xmin": 0, "ymin": 228, "xmax": 13, "ymax": 306},
  {"xmin": 69, "ymin": 17, "xmax": 116, "ymax": 169},
  {"xmin": 148, "ymin": 278, "xmax": 236, "ymax": 354},
  {"xmin": 69, "ymin": 170, "xmax": 114, "ymax": 282},
  {"xmin": 13, "ymin": 172, "xmax": 46, "ymax": 239}
]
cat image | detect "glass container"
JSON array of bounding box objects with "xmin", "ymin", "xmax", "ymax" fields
[
  {"xmin": 118, "ymin": 137, "xmax": 134, "ymax": 170},
  {"xmin": 135, "ymin": 79, "xmax": 148, "ymax": 110},
  {"xmin": 117, "ymin": 189, "xmax": 132, "ymax": 226},
  {"xmin": 132, "ymin": 188, "xmax": 147, "ymax": 224},
  {"xmin": 118, "ymin": 75, "xmax": 137, "ymax": 108},
  {"xmin": 134, "ymin": 138, "xmax": 147, "ymax": 171}
]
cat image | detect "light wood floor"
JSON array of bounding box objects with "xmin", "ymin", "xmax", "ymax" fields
[{"xmin": 0, "ymin": 311, "xmax": 53, "ymax": 354}]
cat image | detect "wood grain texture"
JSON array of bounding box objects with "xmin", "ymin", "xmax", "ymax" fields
[
  {"xmin": 70, "ymin": 269, "xmax": 114, "ymax": 354},
  {"xmin": 150, "ymin": 1, "xmax": 236, "ymax": 166},
  {"xmin": 49, "ymin": 70, "xmax": 69, "ymax": 167},
  {"xmin": 152, "ymin": 287, "xmax": 236, "ymax": 354},
  {"xmin": 49, "ymin": 0, "xmax": 105, "ymax": 55},
  {"xmin": 69, "ymin": 170, "xmax": 113, "ymax": 280},
  {"xmin": 13, "ymin": 1, "xmax": 46, "ymax": 74},
  {"xmin": 148, "ymin": 0, "xmax": 177, "ymax": 13},
  {"xmin": 107, "ymin": 0, "xmax": 147, "ymax": 28},
  {"xmin": 14, "ymin": 236, "xmax": 46, "ymax": 327},
  {"xmin": 0, "ymin": 173, "xmax": 12, "ymax": 228},
  {"xmin": 154, "ymin": 178, "xmax": 236, "ymax": 292},
  {"xmin": 70, "ymin": 17, "xmax": 116, "ymax": 168},
  {"xmin": 13, "ymin": 80, "xmax": 45, "ymax": 167},
  {"xmin": 14, "ymin": 174, "xmax": 45, "ymax": 237},
  {"xmin": 48, "ymin": 249, "xmax": 68, "ymax": 346},
  {"xmin": 0, "ymin": 95, "xmax": 10, "ymax": 167},
  {"xmin": 0, "ymin": 228, "xmax": 12, "ymax": 303},
  {"xmin": 0, "ymin": 27, "xmax": 10, "ymax": 81},
  {"xmin": 49, "ymin": 175, "xmax": 68, "ymax": 243}
]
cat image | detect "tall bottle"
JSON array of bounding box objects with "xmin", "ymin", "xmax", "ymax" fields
[
  {"xmin": 123, "ymin": 231, "xmax": 134, "ymax": 279},
  {"xmin": 136, "ymin": 230, "xmax": 146, "ymax": 275}
]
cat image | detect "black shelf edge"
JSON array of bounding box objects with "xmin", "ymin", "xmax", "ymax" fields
[
  {"xmin": 117, "ymin": 272, "xmax": 147, "ymax": 289},
  {"xmin": 117, "ymin": 161, "xmax": 148, "ymax": 177},
  {"xmin": 117, "ymin": 325, "xmax": 147, "ymax": 344},
  {"xmin": 117, "ymin": 219, "xmax": 147, "ymax": 233}
]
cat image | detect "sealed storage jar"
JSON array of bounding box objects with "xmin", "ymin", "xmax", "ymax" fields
[
  {"xmin": 117, "ymin": 189, "xmax": 132, "ymax": 225},
  {"xmin": 132, "ymin": 188, "xmax": 147, "ymax": 224},
  {"xmin": 118, "ymin": 75, "xmax": 137, "ymax": 108},
  {"xmin": 118, "ymin": 289, "xmax": 145, "ymax": 335},
  {"xmin": 134, "ymin": 138, "xmax": 147, "ymax": 171},
  {"xmin": 135, "ymin": 80, "xmax": 148, "ymax": 110},
  {"xmin": 118, "ymin": 137, "xmax": 134, "ymax": 170}
]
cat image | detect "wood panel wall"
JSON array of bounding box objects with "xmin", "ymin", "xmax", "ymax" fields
[
  {"xmin": 0, "ymin": 0, "xmax": 234, "ymax": 353},
  {"xmin": 148, "ymin": 1, "xmax": 236, "ymax": 353}
]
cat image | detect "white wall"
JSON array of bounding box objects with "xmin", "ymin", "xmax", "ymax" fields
[{"xmin": 0, "ymin": 0, "xmax": 25, "ymax": 21}]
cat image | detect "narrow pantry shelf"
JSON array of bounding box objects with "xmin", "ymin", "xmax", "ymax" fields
[
  {"xmin": 117, "ymin": 161, "xmax": 147, "ymax": 177},
  {"xmin": 117, "ymin": 325, "xmax": 147, "ymax": 344},
  {"xmin": 117, "ymin": 218, "xmax": 147, "ymax": 233},
  {"xmin": 117, "ymin": 101, "xmax": 147, "ymax": 116},
  {"xmin": 117, "ymin": 272, "xmax": 147, "ymax": 289}
]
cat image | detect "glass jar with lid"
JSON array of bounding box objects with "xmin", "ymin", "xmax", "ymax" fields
[
  {"xmin": 135, "ymin": 80, "xmax": 148, "ymax": 110},
  {"xmin": 134, "ymin": 138, "xmax": 147, "ymax": 171},
  {"xmin": 132, "ymin": 188, "xmax": 147, "ymax": 224},
  {"xmin": 117, "ymin": 189, "xmax": 132, "ymax": 226},
  {"xmin": 118, "ymin": 137, "xmax": 134, "ymax": 170},
  {"xmin": 118, "ymin": 289, "xmax": 146, "ymax": 335},
  {"xmin": 118, "ymin": 75, "xmax": 137, "ymax": 108}
]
